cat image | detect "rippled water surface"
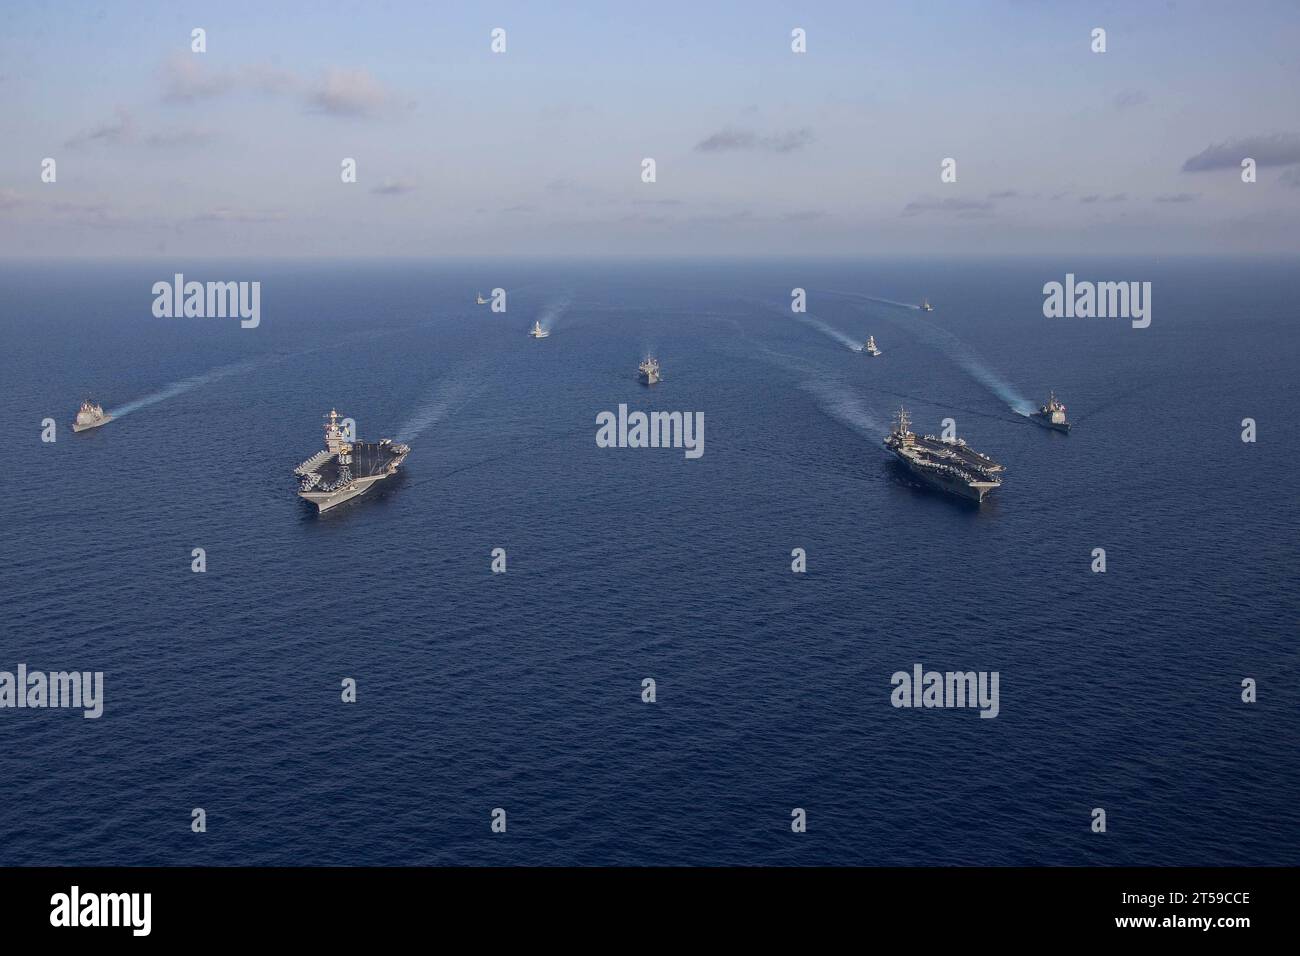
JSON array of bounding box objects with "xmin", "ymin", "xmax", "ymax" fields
[{"xmin": 1, "ymin": 258, "xmax": 1295, "ymax": 865}]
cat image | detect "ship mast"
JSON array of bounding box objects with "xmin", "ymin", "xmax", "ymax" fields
[{"xmin": 894, "ymin": 406, "xmax": 913, "ymax": 443}]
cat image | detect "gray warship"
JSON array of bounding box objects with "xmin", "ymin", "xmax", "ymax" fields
[
  {"xmin": 884, "ymin": 408, "xmax": 1004, "ymax": 503},
  {"xmin": 71, "ymin": 400, "xmax": 112, "ymax": 433},
  {"xmin": 294, "ymin": 409, "xmax": 410, "ymax": 513},
  {"xmin": 639, "ymin": 357, "xmax": 661, "ymax": 384},
  {"xmin": 1030, "ymin": 391, "xmax": 1070, "ymax": 433}
]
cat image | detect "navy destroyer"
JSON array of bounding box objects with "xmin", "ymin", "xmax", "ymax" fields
[
  {"xmin": 863, "ymin": 335, "xmax": 882, "ymax": 357},
  {"xmin": 1030, "ymin": 391, "xmax": 1070, "ymax": 433},
  {"xmin": 884, "ymin": 408, "xmax": 1003, "ymax": 503},
  {"xmin": 71, "ymin": 400, "xmax": 112, "ymax": 433},
  {"xmin": 639, "ymin": 357, "xmax": 661, "ymax": 384},
  {"xmin": 919, "ymin": 297, "xmax": 934, "ymax": 312},
  {"xmin": 529, "ymin": 320, "xmax": 550, "ymax": 338},
  {"xmin": 294, "ymin": 409, "xmax": 410, "ymax": 513}
]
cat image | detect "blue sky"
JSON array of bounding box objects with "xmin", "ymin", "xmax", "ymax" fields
[{"xmin": 2, "ymin": 0, "xmax": 1299, "ymax": 256}]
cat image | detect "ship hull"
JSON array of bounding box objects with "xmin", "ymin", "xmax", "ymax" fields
[
  {"xmin": 299, "ymin": 473, "xmax": 390, "ymax": 512},
  {"xmin": 296, "ymin": 442, "xmax": 409, "ymax": 513},
  {"xmin": 888, "ymin": 450, "xmax": 999, "ymax": 503},
  {"xmin": 1030, "ymin": 414, "xmax": 1070, "ymax": 433},
  {"xmin": 640, "ymin": 372, "xmax": 659, "ymax": 384},
  {"xmin": 71, "ymin": 416, "xmax": 113, "ymax": 433}
]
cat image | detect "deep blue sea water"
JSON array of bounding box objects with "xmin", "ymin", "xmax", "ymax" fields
[{"xmin": 1, "ymin": 258, "xmax": 1296, "ymax": 866}]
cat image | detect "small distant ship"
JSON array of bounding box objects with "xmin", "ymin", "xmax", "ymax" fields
[
  {"xmin": 1030, "ymin": 391, "xmax": 1071, "ymax": 433},
  {"xmin": 639, "ymin": 357, "xmax": 661, "ymax": 384},
  {"xmin": 884, "ymin": 407, "xmax": 1003, "ymax": 503},
  {"xmin": 476, "ymin": 293, "xmax": 488, "ymax": 305},
  {"xmin": 919, "ymin": 298, "xmax": 934, "ymax": 312},
  {"xmin": 529, "ymin": 320, "xmax": 549, "ymax": 339},
  {"xmin": 863, "ymin": 335, "xmax": 882, "ymax": 357},
  {"xmin": 294, "ymin": 409, "xmax": 410, "ymax": 513},
  {"xmin": 71, "ymin": 400, "xmax": 112, "ymax": 433}
]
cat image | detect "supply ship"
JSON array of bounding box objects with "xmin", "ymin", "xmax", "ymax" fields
[
  {"xmin": 639, "ymin": 357, "xmax": 661, "ymax": 384},
  {"xmin": 71, "ymin": 400, "xmax": 112, "ymax": 433},
  {"xmin": 1030, "ymin": 391, "xmax": 1070, "ymax": 433},
  {"xmin": 294, "ymin": 409, "xmax": 410, "ymax": 513},
  {"xmin": 884, "ymin": 408, "xmax": 1003, "ymax": 503}
]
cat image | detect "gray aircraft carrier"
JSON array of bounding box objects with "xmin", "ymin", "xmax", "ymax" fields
[
  {"xmin": 884, "ymin": 408, "xmax": 1004, "ymax": 503},
  {"xmin": 294, "ymin": 409, "xmax": 410, "ymax": 513}
]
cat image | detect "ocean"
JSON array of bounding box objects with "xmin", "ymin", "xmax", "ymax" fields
[{"xmin": 1, "ymin": 257, "xmax": 1296, "ymax": 866}]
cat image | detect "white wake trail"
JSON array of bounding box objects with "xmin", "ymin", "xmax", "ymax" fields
[
  {"xmin": 904, "ymin": 320, "xmax": 1035, "ymax": 416},
  {"xmin": 818, "ymin": 289, "xmax": 920, "ymax": 311},
  {"xmin": 818, "ymin": 289, "xmax": 1032, "ymax": 415},
  {"xmin": 802, "ymin": 381, "xmax": 888, "ymax": 440},
  {"xmin": 396, "ymin": 369, "xmax": 488, "ymax": 442},
  {"xmin": 536, "ymin": 293, "xmax": 574, "ymax": 333},
  {"xmin": 796, "ymin": 313, "xmax": 863, "ymax": 352},
  {"xmin": 109, "ymin": 357, "xmax": 264, "ymax": 418}
]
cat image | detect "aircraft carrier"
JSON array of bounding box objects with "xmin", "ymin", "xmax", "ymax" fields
[
  {"xmin": 294, "ymin": 409, "xmax": 410, "ymax": 513},
  {"xmin": 884, "ymin": 408, "xmax": 1004, "ymax": 503}
]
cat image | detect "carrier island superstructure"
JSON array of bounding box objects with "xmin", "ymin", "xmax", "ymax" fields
[
  {"xmin": 294, "ymin": 409, "xmax": 410, "ymax": 512},
  {"xmin": 884, "ymin": 408, "xmax": 1004, "ymax": 503}
]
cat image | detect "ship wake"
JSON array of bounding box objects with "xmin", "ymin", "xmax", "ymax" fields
[
  {"xmin": 536, "ymin": 293, "xmax": 573, "ymax": 333},
  {"xmin": 396, "ymin": 367, "xmax": 487, "ymax": 442},
  {"xmin": 802, "ymin": 381, "xmax": 888, "ymax": 440},
  {"xmin": 109, "ymin": 357, "xmax": 264, "ymax": 419},
  {"xmin": 796, "ymin": 313, "xmax": 864, "ymax": 352},
  {"xmin": 903, "ymin": 319, "xmax": 1035, "ymax": 416},
  {"xmin": 812, "ymin": 288, "xmax": 1032, "ymax": 413},
  {"xmin": 817, "ymin": 288, "xmax": 920, "ymax": 311}
]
